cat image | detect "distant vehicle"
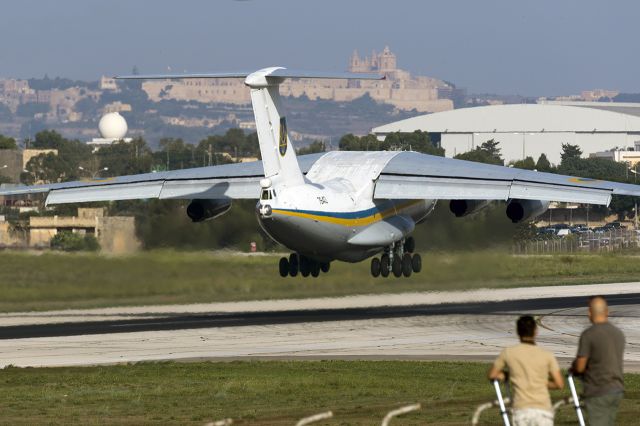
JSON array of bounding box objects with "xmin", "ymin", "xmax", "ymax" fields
[
  {"xmin": 557, "ymin": 229, "xmax": 572, "ymax": 237},
  {"xmin": 605, "ymin": 221, "xmax": 625, "ymax": 230},
  {"xmin": 570, "ymin": 224, "xmax": 590, "ymax": 233},
  {"xmin": 537, "ymin": 227, "xmax": 557, "ymax": 236},
  {"xmin": 593, "ymin": 226, "xmax": 609, "ymax": 234}
]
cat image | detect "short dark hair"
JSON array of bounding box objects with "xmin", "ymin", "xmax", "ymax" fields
[{"xmin": 517, "ymin": 315, "xmax": 537, "ymax": 338}]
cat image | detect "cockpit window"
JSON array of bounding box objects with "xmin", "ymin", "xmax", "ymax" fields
[{"xmin": 261, "ymin": 190, "xmax": 270, "ymax": 200}]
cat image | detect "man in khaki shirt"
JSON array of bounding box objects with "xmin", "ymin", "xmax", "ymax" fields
[{"xmin": 489, "ymin": 315, "xmax": 564, "ymax": 426}]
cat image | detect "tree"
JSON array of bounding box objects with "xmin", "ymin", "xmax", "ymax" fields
[
  {"xmin": 338, "ymin": 131, "xmax": 444, "ymax": 156},
  {"xmin": 297, "ymin": 140, "xmax": 326, "ymax": 155},
  {"xmin": 50, "ymin": 231, "xmax": 100, "ymax": 251},
  {"xmin": 510, "ymin": 156, "xmax": 536, "ymax": 170},
  {"xmin": 383, "ymin": 131, "xmax": 444, "ymax": 156},
  {"xmin": 0, "ymin": 134, "xmax": 17, "ymax": 150},
  {"xmin": 535, "ymin": 153, "xmax": 553, "ymax": 172},
  {"xmin": 454, "ymin": 139, "xmax": 503, "ymax": 165},
  {"xmin": 339, "ymin": 133, "xmax": 383, "ymax": 151},
  {"xmin": 479, "ymin": 139, "xmax": 501, "ymax": 158},
  {"xmin": 560, "ymin": 143, "xmax": 582, "ymax": 162}
]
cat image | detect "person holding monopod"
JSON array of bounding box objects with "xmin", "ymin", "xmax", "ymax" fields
[
  {"xmin": 489, "ymin": 315, "xmax": 564, "ymax": 426},
  {"xmin": 572, "ymin": 296, "xmax": 625, "ymax": 426}
]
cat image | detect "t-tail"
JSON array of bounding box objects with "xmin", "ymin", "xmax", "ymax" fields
[{"xmin": 116, "ymin": 68, "xmax": 383, "ymax": 188}]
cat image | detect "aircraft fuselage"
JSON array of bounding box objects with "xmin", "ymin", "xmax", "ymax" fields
[{"xmin": 257, "ymin": 180, "xmax": 435, "ymax": 262}]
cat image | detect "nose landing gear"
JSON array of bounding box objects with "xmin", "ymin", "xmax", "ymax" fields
[
  {"xmin": 278, "ymin": 253, "xmax": 330, "ymax": 278},
  {"xmin": 370, "ymin": 236, "xmax": 422, "ymax": 278}
]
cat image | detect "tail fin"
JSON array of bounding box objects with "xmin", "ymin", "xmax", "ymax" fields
[
  {"xmin": 246, "ymin": 68, "xmax": 304, "ymax": 186},
  {"xmin": 116, "ymin": 68, "xmax": 383, "ymax": 187}
]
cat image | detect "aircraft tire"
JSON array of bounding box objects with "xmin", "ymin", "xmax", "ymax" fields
[
  {"xmin": 311, "ymin": 261, "xmax": 320, "ymax": 277},
  {"xmin": 402, "ymin": 253, "xmax": 412, "ymax": 277},
  {"xmin": 380, "ymin": 254, "xmax": 390, "ymax": 277},
  {"xmin": 370, "ymin": 257, "xmax": 381, "ymax": 277},
  {"xmin": 279, "ymin": 257, "xmax": 289, "ymax": 277},
  {"xmin": 289, "ymin": 253, "xmax": 299, "ymax": 277},
  {"xmin": 392, "ymin": 257, "xmax": 402, "ymax": 278},
  {"xmin": 412, "ymin": 253, "xmax": 422, "ymax": 273},
  {"xmin": 300, "ymin": 256, "xmax": 310, "ymax": 277},
  {"xmin": 404, "ymin": 237, "xmax": 416, "ymax": 253},
  {"xmin": 320, "ymin": 262, "xmax": 330, "ymax": 273}
]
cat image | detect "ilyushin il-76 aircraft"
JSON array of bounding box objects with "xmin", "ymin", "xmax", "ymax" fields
[{"xmin": 3, "ymin": 68, "xmax": 640, "ymax": 278}]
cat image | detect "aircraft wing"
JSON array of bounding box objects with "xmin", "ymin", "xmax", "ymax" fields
[
  {"xmin": 0, "ymin": 154, "xmax": 323, "ymax": 205},
  {"xmin": 375, "ymin": 151, "xmax": 640, "ymax": 205}
]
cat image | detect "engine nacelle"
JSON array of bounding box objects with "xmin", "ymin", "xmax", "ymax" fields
[
  {"xmin": 506, "ymin": 199, "xmax": 550, "ymax": 223},
  {"xmin": 186, "ymin": 199, "xmax": 232, "ymax": 223},
  {"xmin": 449, "ymin": 199, "xmax": 491, "ymax": 217}
]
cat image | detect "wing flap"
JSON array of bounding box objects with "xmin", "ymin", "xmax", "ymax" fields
[
  {"xmin": 509, "ymin": 181, "xmax": 611, "ymax": 205},
  {"xmin": 374, "ymin": 175, "xmax": 511, "ymax": 200},
  {"xmin": 46, "ymin": 181, "xmax": 163, "ymax": 205},
  {"xmin": 159, "ymin": 178, "xmax": 260, "ymax": 199}
]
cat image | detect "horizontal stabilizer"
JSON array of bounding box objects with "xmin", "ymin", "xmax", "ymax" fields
[{"xmin": 115, "ymin": 67, "xmax": 384, "ymax": 81}]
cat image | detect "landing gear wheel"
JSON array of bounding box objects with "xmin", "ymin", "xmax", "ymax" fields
[
  {"xmin": 380, "ymin": 254, "xmax": 390, "ymax": 277},
  {"xmin": 320, "ymin": 262, "xmax": 330, "ymax": 273},
  {"xmin": 411, "ymin": 253, "xmax": 422, "ymax": 273},
  {"xmin": 311, "ymin": 261, "xmax": 320, "ymax": 277},
  {"xmin": 370, "ymin": 257, "xmax": 381, "ymax": 277},
  {"xmin": 279, "ymin": 257, "xmax": 289, "ymax": 277},
  {"xmin": 404, "ymin": 237, "xmax": 415, "ymax": 253},
  {"xmin": 289, "ymin": 253, "xmax": 299, "ymax": 277},
  {"xmin": 300, "ymin": 256, "xmax": 310, "ymax": 277},
  {"xmin": 392, "ymin": 256, "xmax": 402, "ymax": 278},
  {"xmin": 402, "ymin": 253, "xmax": 413, "ymax": 277}
]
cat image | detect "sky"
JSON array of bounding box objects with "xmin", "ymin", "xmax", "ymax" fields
[{"xmin": 0, "ymin": 0, "xmax": 638, "ymax": 97}]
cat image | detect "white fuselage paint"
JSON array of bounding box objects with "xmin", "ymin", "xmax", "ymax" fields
[{"xmin": 256, "ymin": 151, "xmax": 436, "ymax": 262}]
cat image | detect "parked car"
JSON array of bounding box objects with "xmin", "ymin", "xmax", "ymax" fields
[{"xmin": 605, "ymin": 221, "xmax": 626, "ymax": 229}]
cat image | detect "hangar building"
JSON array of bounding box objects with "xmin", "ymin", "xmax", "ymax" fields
[{"xmin": 372, "ymin": 102, "xmax": 640, "ymax": 165}]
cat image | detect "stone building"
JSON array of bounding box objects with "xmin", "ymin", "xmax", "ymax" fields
[
  {"xmin": 0, "ymin": 148, "xmax": 58, "ymax": 183},
  {"xmin": 23, "ymin": 208, "xmax": 139, "ymax": 253},
  {"xmin": 142, "ymin": 46, "xmax": 454, "ymax": 113}
]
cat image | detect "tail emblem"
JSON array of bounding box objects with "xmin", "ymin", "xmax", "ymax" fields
[{"xmin": 279, "ymin": 117, "xmax": 288, "ymax": 156}]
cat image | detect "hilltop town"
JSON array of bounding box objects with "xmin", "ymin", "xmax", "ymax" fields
[{"xmin": 0, "ymin": 47, "xmax": 464, "ymax": 146}]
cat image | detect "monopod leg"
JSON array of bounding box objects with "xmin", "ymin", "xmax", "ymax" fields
[
  {"xmin": 493, "ymin": 379, "xmax": 511, "ymax": 426},
  {"xmin": 568, "ymin": 374, "xmax": 586, "ymax": 426}
]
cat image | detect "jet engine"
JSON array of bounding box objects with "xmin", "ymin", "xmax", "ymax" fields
[
  {"xmin": 186, "ymin": 199, "xmax": 232, "ymax": 222},
  {"xmin": 506, "ymin": 199, "xmax": 550, "ymax": 223},
  {"xmin": 449, "ymin": 200, "xmax": 491, "ymax": 217}
]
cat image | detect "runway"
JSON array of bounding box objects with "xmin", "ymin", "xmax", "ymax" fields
[{"xmin": 0, "ymin": 282, "xmax": 639, "ymax": 369}]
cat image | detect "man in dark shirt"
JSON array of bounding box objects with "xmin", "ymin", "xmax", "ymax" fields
[{"xmin": 572, "ymin": 296, "xmax": 625, "ymax": 426}]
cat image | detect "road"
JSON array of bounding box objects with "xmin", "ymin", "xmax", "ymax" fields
[{"xmin": 0, "ymin": 283, "xmax": 638, "ymax": 368}]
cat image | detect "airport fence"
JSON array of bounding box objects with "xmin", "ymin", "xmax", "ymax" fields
[{"xmin": 513, "ymin": 229, "xmax": 640, "ymax": 254}]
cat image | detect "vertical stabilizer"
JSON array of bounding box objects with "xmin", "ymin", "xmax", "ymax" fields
[
  {"xmin": 115, "ymin": 67, "xmax": 384, "ymax": 188},
  {"xmin": 246, "ymin": 69, "xmax": 304, "ymax": 187}
]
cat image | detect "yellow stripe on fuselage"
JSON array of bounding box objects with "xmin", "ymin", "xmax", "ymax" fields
[{"xmin": 272, "ymin": 200, "xmax": 422, "ymax": 227}]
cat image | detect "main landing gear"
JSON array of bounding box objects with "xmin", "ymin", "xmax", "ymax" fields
[
  {"xmin": 370, "ymin": 236, "xmax": 421, "ymax": 278},
  {"xmin": 279, "ymin": 253, "xmax": 330, "ymax": 278}
]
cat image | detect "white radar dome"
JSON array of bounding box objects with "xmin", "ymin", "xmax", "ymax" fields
[{"xmin": 98, "ymin": 112, "xmax": 128, "ymax": 139}]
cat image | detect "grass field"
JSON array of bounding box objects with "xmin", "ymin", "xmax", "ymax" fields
[
  {"xmin": 0, "ymin": 360, "xmax": 638, "ymax": 425},
  {"xmin": 1, "ymin": 250, "xmax": 640, "ymax": 312}
]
